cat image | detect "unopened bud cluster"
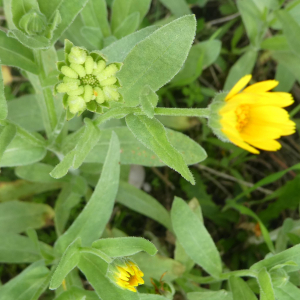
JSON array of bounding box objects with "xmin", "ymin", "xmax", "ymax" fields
[
  {"xmin": 56, "ymin": 43, "xmax": 122, "ymax": 117},
  {"xmin": 19, "ymin": 9, "xmax": 47, "ymax": 36}
]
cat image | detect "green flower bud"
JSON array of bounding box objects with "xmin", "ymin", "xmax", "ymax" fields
[
  {"xmin": 56, "ymin": 42, "xmax": 122, "ymax": 117},
  {"xmin": 19, "ymin": 9, "xmax": 47, "ymax": 36},
  {"xmin": 270, "ymin": 269, "xmax": 289, "ymax": 288},
  {"xmin": 68, "ymin": 47, "xmax": 87, "ymax": 64}
]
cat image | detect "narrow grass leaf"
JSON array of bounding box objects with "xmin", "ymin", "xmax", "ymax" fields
[
  {"xmin": 0, "ymin": 63, "xmax": 7, "ymax": 120},
  {"xmin": 171, "ymin": 197, "xmax": 222, "ymax": 277}
]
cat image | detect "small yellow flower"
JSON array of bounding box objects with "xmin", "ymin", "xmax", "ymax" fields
[
  {"xmin": 107, "ymin": 258, "xmax": 144, "ymax": 292},
  {"xmin": 216, "ymin": 75, "xmax": 296, "ymax": 154}
]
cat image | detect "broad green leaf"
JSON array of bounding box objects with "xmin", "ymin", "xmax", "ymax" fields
[
  {"xmin": 172, "ymin": 40, "xmax": 221, "ymax": 86},
  {"xmin": 50, "ymin": 118, "xmax": 101, "ymax": 179},
  {"xmin": 16, "ymin": 163, "xmax": 63, "ymax": 183},
  {"xmin": 55, "ymin": 132, "xmax": 120, "ymax": 253},
  {"xmin": 0, "ymin": 30, "xmax": 38, "ymax": 73},
  {"xmin": 126, "ymin": 114, "xmax": 195, "ymax": 184},
  {"xmin": 0, "ymin": 124, "xmax": 16, "ymax": 162},
  {"xmin": 275, "ymin": 218, "xmax": 294, "ymax": 253},
  {"xmin": 224, "ymin": 49, "xmax": 257, "ymax": 90},
  {"xmin": 78, "ymin": 253, "xmax": 139, "ymax": 300},
  {"xmin": 226, "ymin": 203, "xmax": 275, "ymax": 253},
  {"xmin": 55, "ymin": 287, "xmax": 99, "ymax": 300},
  {"xmin": 80, "ymin": 26, "xmax": 103, "ymax": 49},
  {"xmin": 101, "ymin": 26, "xmax": 159, "ymax": 64},
  {"xmin": 0, "ymin": 261, "xmax": 51, "ymax": 300},
  {"xmin": 229, "ymin": 276, "xmax": 257, "ymax": 300},
  {"xmin": 132, "ymin": 252, "xmax": 185, "ymax": 285},
  {"xmin": 114, "ymin": 12, "xmax": 140, "ymax": 39},
  {"xmin": 0, "ymin": 135, "xmax": 46, "ymax": 167},
  {"xmin": 140, "ymin": 295, "xmax": 169, "ymax": 300},
  {"xmin": 116, "ymin": 181, "xmax": 172, "ymax": 230},
  {"xmin": 258, "ymin": 268, "xmax": 275, "ymax": 300},
  {"xmin": 0, "ymin": 200, "xmax": 54, "ymax": 234},
  {"xmin": 277, "ymin": 10, "xmax": 300, "ymax": 55},
  {"xmin": 0, "ymin": 179, "xmax": 62, "ymax": 202},
  {"xmin": 38, "ymin": 0, "xmax": 89, "ymax": 44},
  {"xmin": 261, "ymin": 35, "xmax": 290, "ymax": 52},
  {"xmin": 187, "ymin": 290, "xmax": 233, "ymax": 300},
  {"xmin": 274, "ymin": 282, "xmax": 300, "ymax": 300},
  {"xmin": 111, "ymin": 0, "xmax": 151, "ymax": 32},
  {"xmin": 251, "ymin": 244, "xmax": 300, "ymax": 273},
  {"xmin": 118, "ymin": 15, "xmax": 196, "ymax": 107},
  {"xmin": 92, "ymin": 237, "xmax": 157, "ymax": 257},
  {"xmin": 139, "ymin": 85, "xmax": 158, "ymax": 118},
  {"xmin": 80, "ymin": 0, "xmax": 110, "ymax": 37},
  {"xmin": 158, "ymin": 0, "xmax": 192, "ymax": 17},
  {"xmin": 174, "ymin": 241, "xmax": 195, "ymax": 272},
  {"xmin": 11, "ymin": 0, "xmax": 39, "ymax": 27},
  {"xmin": 0, "ymin": 62, "xmax": 7, "ymax": 120},
  {"xmin": 50, "ymin": 238, "xmax": 81, "ymax": 290},
  {"xmin": 171, "ymin": 197, "xmax": 222, "ymax": 277},
  {"xmin": 68, "ymin": 127, "xmax": 206, "ymax": 167},
  {"xmin": 275, "ymin": 64, "xmax": 296, "ymax": 92},
  {"xmin": 0, "ymin": 233, "xmax": 55, "ymax": 263}
]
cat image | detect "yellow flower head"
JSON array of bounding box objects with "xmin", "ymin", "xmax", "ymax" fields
[
  {"xmin": 210, "ymin": 75, "xmax": 296, "ymax": 154},
  {"xmin": 107, "ymin": 258, "xmax": 144, "ymax": 292}
]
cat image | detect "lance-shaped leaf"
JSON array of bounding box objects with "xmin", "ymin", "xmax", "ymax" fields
[
  {"xmin": 171, "ymin": 197, "xmax": 222, "ymax": 278},
  {"xmin": 0, "ymin": 261, "xmax": 51, "ymax": 300},
  {"xmin": 114, "ymin": 12, "xmax": 140, "ymax": 39},
  {"xmin": 78, "ymin": 253, "xmax": 139, "ymax": 300},
  {"xmin": 0, "ymin": 200, "xmax": 54, "ymax": 234},
  {"xmin": 55, "ymin": 132, "xmax": 120, "ymax": 253},
  {"xmin": 229, "ymin": 276, "xmax": 257, "ymax": 300},
  {"xmin": 187, "ymin": 291, "xmax": 233, "ymax": 300},
  {"xmin": 117, "ymin": 15, "xmax": 196, "ymax": 107},
  {"xmin": 159, "ymin": 0, "xmax": 192, "ymax": 17},
  {"xmin": 92, "ymin": 237, "xmax": 157, "ymax": 257},
  {"xmin": 126, "ymin": 114, "xmax": 195, "ymax": 184},
  {"xmin": 0, "ymin": 63, "xmax": 7, "ymax": 120},
  {"xmin": 258, "ymin": 268, "xmax": 275, "ymax": 300},
  {"xmin": 274, "ymin": 282, "xmax": 300, "ymax": 300},
  {"xmin": 139, "ymin": 85, "xmax": 158, "ymax": 118},
  {"xmin": 50, "ymin": 238, "xmax": 81, "ymax": 290},
  {"xmin": 0, "ymin": 30, "xmax": 38, "ymax": 73},
  {"xmin": 0, "ymin": 124, "xmax": 16, "ymax": 162}
]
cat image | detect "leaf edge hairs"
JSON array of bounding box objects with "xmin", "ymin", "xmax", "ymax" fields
[{"xmin": 208, "ymin": 75, "xmax": 296, "ymax": 154}]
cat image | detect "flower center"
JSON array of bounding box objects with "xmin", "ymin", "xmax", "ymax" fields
[
  {"xmin": 80, "ymin": 74, "xmax": 99, "ymax": 87},
  {"xmin": 235, "ymin": 104, "xmax": 250, "ymax": 131}
]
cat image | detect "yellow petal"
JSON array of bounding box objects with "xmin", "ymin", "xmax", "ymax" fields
[
  {"xmin": 225, "ymin": 74, "xmax": 252, "ymax": 101},
  {"xmin": 246, "ymin": 138, "xmax": 282, "ymax": 151},
  {"xmin": 250, "ymin": 106, "xmax": 290, "ymax": 124},
  {"xmin": 241, "ymin": 123, "xmax": 283, "ymax": 141},
  {"xmin": 249, "ymin": 92, "xmax": 294, "ymax": 107},
  {"xmin": 126, "ymin": 286, "xmax": 137, "ymax": 292},
  {"xmin": 243, "ymin": 80, "xmax": 278, "ymax": 93}
]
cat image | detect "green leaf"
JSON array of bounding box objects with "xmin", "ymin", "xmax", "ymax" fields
[
  {"xmin": 50, "ymin": 238, "xmax": 81, "ymax": 290},
  {"xmin": 0, "ymin": 124, "xmax": 16, "ymax": 162},
  {"xmin": 118, "ymin": 15, "xmax": 196, "ymax": 107},
  {"xmin": 171, "ymin": 197, "xmax": 222, "ymax": 277},
  {"xmin": 224, "ymin": 49, "xmax": 257, "ymax": 90},
  {"xmin": 172, "ymin": 40, "xmax": 221, "ymax": 86},
  {"xmin": 0, "ymin": 135, "xmax": 46, "ymax": 167},
  {"xmin": 229, "ymin": 276, "xmax": 257, "ymax": 300},
  {"xmin": 276, "ymin": 10, "xmax": 300, "ymax": 55},
  {"xmin": 0, "ymin": 200, "xmax": 54, "ymax": 234},
  {"xmin": 55, "ymin": 287, "xmax": 99, "ymax": 300},
  {"xmin": 38, "ymin": 0, "xmax": 89, "ymax": 44},
  {"xmin": 50, "ymin": 118, "xmax": 101, "ymax": 179},
  {"xmin": 132, "ymin": 252, "xmax": 185, "ymax": 285},
  {"xmin": 226, "ymin": 203, "xmax": 275, "ymax": 253},
  {"xmin": 0, "ymin": 62, "xmax": 7, "ymax": 120},
  {"xmin": 126, "ymin": 114, "xmax": 195, "ymax": 184},
  {"xmin": 92, "ymin": 237, "xmax": 157, "ymax": 257},
  {"xmin": 139, "ymin": 85, "xmax": 158, "ymax": 118},
  {"xmin": 0, "ymin": 233, "xmax": 54, "ymax": 263},
  {"xmin": 187, "ymin": 290, "xmax": 233, "ymax": 300},
  {"xmin": 274, "ymin": 282, "xmax": 300, "ymax": 300},
  {"xmin": 0, "ymin": 30, "xmax": 38, "ymax": 73},
  {"xmin": 11, "ymin": 0, "xmax": 39, "ymax": 26},
  {"xmin": 274, "ymin": 64, "xmax": 296, "ymax": 92},
  {"xmin": 111, "ymin": 0, "xmax": 151, "ymax": 32},
  {"xmin": 0, "ymin": 261, "xmax": 51, "ymax": 300},
  {"xmin": 101, "ymin": 26, "xmax": 159, "ymax": 64},
  {"xmin": 80, "ymin": 0, "xmax": 110, "ymax": 37},
  {"xmin": 116, "ymin": 181, "xmax": 172, "ymax": 230},
  {"xmin": 140, "ymin": 295, "xmax": 169, "ymax": 300},
  {"xmin": 114, "ymin": 12, "xmax": 140, "ymax": 39},
  {"xmin": 158, "ymin": 0, "xmax": 192, "ymax": 17},
  {"xmin": 258, "ymin": 268, "xmax": 275, "ymax": 300},
  {"xmin": 78, "ymin": 253, "xmax": 139, "ymax": 300},
  {"xmin": 251, "ymin": 244, "xmax": 300, "ymax": 273},
  {"xmin": 72, "ymin": 126, "xmax": 206, "ymax": 167},
  {"xmin": 55, "ymin": 132, "xmax": 120, "ymax": 253},
  {"xmin": 16, "ymin": 163, "xmax": 64, "ymax": 183}
]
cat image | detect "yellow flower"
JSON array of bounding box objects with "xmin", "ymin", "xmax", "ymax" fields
[
  {"xmin": 107, "ymin": 258, "xmax": 144, "ymax": 292},
  {"xmin": 218, "ymin": 75, "xmax": 296, "ymax": 154}
]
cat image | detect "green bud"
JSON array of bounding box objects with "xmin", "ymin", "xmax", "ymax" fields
[
  {"xmin": 100, "ymin": 76, "xmax": 117, "ymax": 86},
  {"xmin": 70, "ymin": 63, "xmax": 86, "ymax": 78},
  {"xmin": 85, "ymin": 56, "xmax": 94, "ymax": 74},
  {"xmin": 97, "ymin": 64, "xmax": 118, "ymax": 81},
  {"xmin": 103, "ymin": 86, "xmax": 120, "ymax": 102},
  {"xmin": 67, "ymin": 86, "xmax": 84, "ymax": 96},
  {"xmin": 94, "ymin": 87, "xmax": 105, "ymax": 104},
  {"xmin": 83, "ymin": 85, "xmax": 94, "ymax": 102},
  {"xmin": 68, "ymin": 47, "xmax": 87, "ymax": 65},
  {"xmin": 61, "ymin": 66, "xmax": 78, "ymax": 79},
  {"xmin": 93, "ymin": 60, "xmax": 106, "ymax": 76},
  {"xmin": 19, "ymin": 9, "xmax": 47, "ymax": 36},
  {"xmin": 270, "ymin": 269, "xmax": 289, "ymax": 288},
  {"xmin": 68, "ymin": 95, "xmax": 86, "ymax": 114}
]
